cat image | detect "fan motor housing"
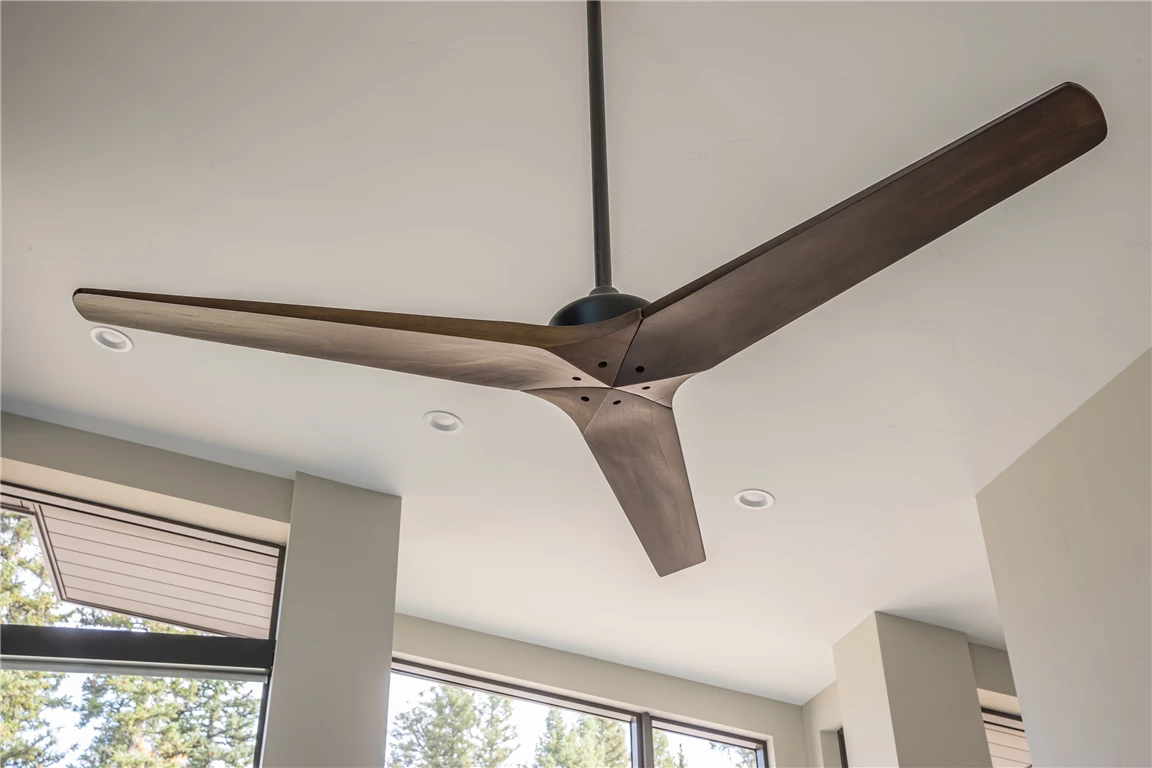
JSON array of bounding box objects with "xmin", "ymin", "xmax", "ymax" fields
[{"xmin": 549, "ymin": 290, "xmax": 649, "ymax": 326}]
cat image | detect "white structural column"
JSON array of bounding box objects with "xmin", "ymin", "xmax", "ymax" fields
[
  {"xmin": 832, "ymin": 613, "xmax": 991, "ymax": 768},
  {"xmin": 977, "ymin": 351, "xmax": 1151, "ymax": 767},
  {"xmin": 262, "ymin": 473, "xmax": 403, "ymax": 768}
]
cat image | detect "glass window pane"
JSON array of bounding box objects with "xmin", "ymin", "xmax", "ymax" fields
[
  {"xmin": 386, "ymin": 672, "xmax": 631, "ymax": 768},
  {"xmin": 654, "ymin": 727, "xmax": 758, "ymax": 768},
  {"xmin": 0, "ymin": 668, "xmax": 263, "ymax": 767},
  {"xmin": 1, "ymin": 510, "xmax": 206, "ymax": 635}
]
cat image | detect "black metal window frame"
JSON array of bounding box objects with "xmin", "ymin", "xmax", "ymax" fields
[
  {"xmin": 0, "ymin": 490, "xmax": 284, "ymax": 765},
  {"xmin": 392, "ymin": 657, "xmax": 773, "ymax": 768}
]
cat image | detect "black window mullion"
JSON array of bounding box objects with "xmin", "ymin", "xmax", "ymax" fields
[
  {"xmin": 0, "ymin": 623, "xmax": 275, "ymax": 671},
  {"xmin": 633, "ymin": 711, "xmax": 654, "ymax": 768}
]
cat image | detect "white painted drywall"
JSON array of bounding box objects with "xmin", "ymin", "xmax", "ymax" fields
[
  {"xmin": 0, "ymin": 413, "xmax": 292, "ymax": 542},
  {"xmin": 876, "ymin": 614, "xmax": 990, "ymax": 768},
  {"xmin": 800, "ymin": 683, "xmax": 842, "ymax": 768},
  {"xmin": 393, "ymin": 614, "xmax": 809, "ymax": 767},
  {"xmin": 977, "ymin": 349, "xmax": 1151, "ymax": 767},
  {"xmin": 803, "ymin": 642, "xmax": 1015, "ymax": 767},
  {"xmin": 833, "ymin": 613, "xmax": 991, "ymax": 767},
  {"xmin": 262, "ymin": 473, "xmax": 402, "ymax": 768},
  {"xmin": 832, "ymin": 614, "xmax": 900, "ymax": 767},
  {"xmin": 968, "ymin": 643, "xmax": 1015, "ymax": 697}
]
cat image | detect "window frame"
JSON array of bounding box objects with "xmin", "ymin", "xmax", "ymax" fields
[
  {"xmin": 391, "ymin": 657, "xmax": 773, "ymax": 768},
  {"xmin": 3, "ymin": 484, "xmax": 775, "ymax": 768},
  {"xmin": 0, "ymin": 484, "xmax": 284, "ymax": 766},
  {"xmin": 653, "ymin": 716, "xmax": 770, "ymax": 766}
]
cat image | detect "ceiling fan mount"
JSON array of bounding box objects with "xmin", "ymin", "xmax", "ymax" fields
[
  {"xmin": 549, "ymin": 289, "xmax": 649, "ymax": 327},
  {"xmin": 72, "ymin": 1, "xmax": 1107, "ymax": 577}
]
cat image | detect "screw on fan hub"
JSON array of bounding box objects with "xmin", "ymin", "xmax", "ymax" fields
[{"xmin": 549, "ymin": 290, "xmax": 649, "ymax": 326}]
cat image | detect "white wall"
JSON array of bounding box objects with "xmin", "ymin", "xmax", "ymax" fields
[
  {"xmin": 968, "ymin": 643, "xmax": 1015, "ymax": 697},
  {"xmin": 262, "ymin": 473, "xmax": 402, "ymax": 768},
  {"xmin": 801, "ymin": 642, "xmax": 1015, "ymax": 768},
  {"xmin": 800, "ymin": 683, "xmax": 842, "ymax": 768},
  {"xmin": 393, "ymin": 614, "xmax": 809, "ymax": 768},
  {"xmin": 833, "ymin": 613, "xmax": 991, "ymax": 768},
  {"xmin": 0, "ymin": 412, "xmax": 292, "ymax": 542},
  {"xmin": 876, "ymin": 614, "xmax": 990, "ymax": 768},
  {"xmin": 977, "ymin": 349, "xmax": 1151, "ymax": 767},
  {"xmin": 831, "ymin": 614, "xmax": 900, "ymax": 766}
]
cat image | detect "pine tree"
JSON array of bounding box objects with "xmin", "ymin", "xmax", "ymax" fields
[
  {"xmin": 596, "ymin": 718, "xmax": 630, "ymax": 768},
  {"xmin": 178, "ymin": 678, "xmax": 261, "ymax": 767},
  {"xmin": 72, "ymin": 608, "xmax": 261, "ymax": 768},
  {"xmin": 389, "ymin": 684, "xmax": 479, "ymax": 768},
  {"xmin": 567, "ymin": 715, "xmax": 603, "ymax": 768},
  {"xmin": 532, "ymin": 708, "xmax": 570, "ymax": 768},
  {"xmin": 0, "ymin": 512, "xmax": 72, "ymax": 767},
  {"xmin": 531, "ymin": 710, "xmax": 634, "ymax": 768},
  {"xmin": 1, "ymin": 510, "xmax": 262, "ymax": 768},
  {"xmin": 708, "ymin": 741, "xmax": 757, "ymax": 768},
  {"xmin": 472, "ymin": 694, "xmax": 517, "ymax": 768},
  {"xmin": 654, "ymin": 729, "xmax": 677, "ymax": 768},
  {"xmin": 75, "ymin": 673, "xmax": 186, "ymax": 768}
]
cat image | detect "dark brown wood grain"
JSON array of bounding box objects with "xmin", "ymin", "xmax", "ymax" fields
[
  {"xmin": 528, "ymin": 387, "xmax": 610, "ymax": 431},
  {"xmin": 580, "ymin": 391, "xmax": 705, "ymax": 576},
  {"xmin": 73, "ymin": 290, "xmax": 636, "ymax": 392},
  {"xmin": 71, "ymin": 83, "xmax": 1107, "ymax": 578},
  {"xmin": 614, "ymin": 83, "xmax": 1107, "ymax": 386}
]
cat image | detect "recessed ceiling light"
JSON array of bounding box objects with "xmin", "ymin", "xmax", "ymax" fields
[
  {"xmin": 424, "ymin": 411, "xmax": 464, "ymax": 434},
  {"xmin": 735, "ymin": 489, "xmax": 774, "ymax": 510},
  {"xmin": 90, "ymin": 326, "xmax": 133, "ymax": 353}
]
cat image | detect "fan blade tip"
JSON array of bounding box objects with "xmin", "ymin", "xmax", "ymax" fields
[
  {"xmin": 73, "ymin": 287, "xmax": 115, "ymax": 303},
  {"xmin": 1057, "ymin": 81, "xmax": 1108, "ymax": 141},
  {"xmin": 654, "ymin": 551, "xmax": 707, "ymax": 578},
  {"xmin": 72, "ymin": 288, "xmax": 97, "ymax": 315}
]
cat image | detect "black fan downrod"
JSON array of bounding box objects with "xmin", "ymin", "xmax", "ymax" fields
[{"xmin": 550, "ymin": 0, "xmax": 648, "ymax": 327}]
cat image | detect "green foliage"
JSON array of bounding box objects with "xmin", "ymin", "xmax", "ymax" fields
[
  {"xmin": 596, "ymin": 717, "xmax": 630, "ymax": 768},
  {"xmin": 654, "ymin": 729, "xmax": 676, "ymax": 768},
  {"xmin": 388, "ymin": 684, "xmax": 521, "ymax": 768},
  {"xmin": 708, "ymin": 741, "xmax": 757, "ymax": 768},
  {"xmin": 0, "ymin": 512, "xmax": 71, "ymax": 766},
  {"xmin": 74, "ymin": 674, "xmax": 259, "ymax": 768},
  {"xmin": 532, "ymin": 708, "xmax": 569, "ymax": 768},
  {"xmin": 531, "ymin": 708, "xmax": 629, "ymax": 768},
  {"xmin": 0, "ymin": 511, "xmax": 261, "ymax": 767},
  {"xmin": 473, "ymin": 694, "xmax": 517, "ymax": 768},
  {"xmin": 0, "ymin": 669, "xmax": 71, "ymax": 768}
]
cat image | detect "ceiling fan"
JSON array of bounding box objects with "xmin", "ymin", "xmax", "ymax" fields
[{"xmin": 74, "ymin": 2, "xmax": 1107, "ymax": 577}]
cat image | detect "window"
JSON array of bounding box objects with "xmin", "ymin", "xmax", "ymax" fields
[
  {"xmin": 1, "ymin": 486, "xmax": 282, "ymax": 768},
  {"xmin": 1, "ymin": 669, "xmax": 264, "ymax": 767},
  {"xmin": 654, "ymin": 721, "xmax": 764, "ymax": 768},
  {"xmin": 983, "ymin": 709, "xmax": 1031, "ymax": 768},
  {"xmin": 387, "ymin": 661, "xmax": 770, "ymax": 768},
  {"xmin": 388, "ymin": 669, "xmax": 631, "ymax": 768},
  {"xmin": 4, "ymin": 485, "xmax": 770, "ymax": 768}
]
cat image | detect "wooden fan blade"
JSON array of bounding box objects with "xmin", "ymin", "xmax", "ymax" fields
[
  {"xmin": 74, "ymin": 289, "xmax": 640, "ymax": 391},
  {"xmin": 615, "ymin": 82, "xmax": 1107, "ymax": 386},
  {"xmin": 533, "ymin": 388, "xmax": 705, "ymax": 576}
]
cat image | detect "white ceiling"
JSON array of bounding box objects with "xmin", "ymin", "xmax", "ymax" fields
[{"xmin": 3, "ymin": 2, "xmax": 1149, "ymax": 705}]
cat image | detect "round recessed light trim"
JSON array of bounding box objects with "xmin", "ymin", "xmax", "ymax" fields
[
  {"xmin": 735, "ymin": 489, "xmax": 775, "ymax": 510},
  {"xmin": 424, "ymin": 410, "xmax": 464, "ymax": 434},
  {"xmin": 90, "ymin": 326, "xmax": 133, "ymax": 353}
]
